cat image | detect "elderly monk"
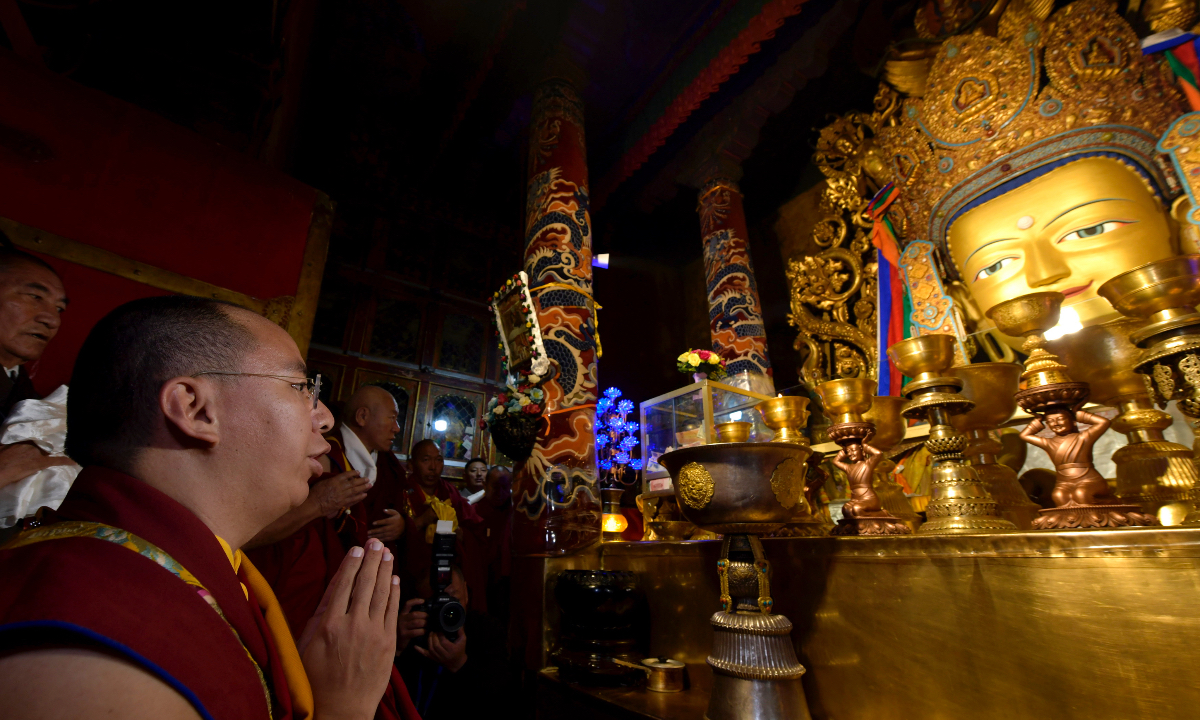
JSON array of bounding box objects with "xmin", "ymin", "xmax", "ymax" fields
[
  {"xmin": 399, "ymin": 439, "xmax": 487, "ymax": 612},
  {"xmin": 0, "ymin": 296, "xmax": 408, "ymax": 720},
  {"xmin": 246, "ymin": 384, "xmax": 407, "ymax": 635},
  {"xmin": 0, "ymin": 245, "xmax": 75, "ymax": 491}
]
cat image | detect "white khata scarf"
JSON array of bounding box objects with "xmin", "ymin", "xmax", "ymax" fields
[{"xmin": 338, "ymin": 424, "xmax": 378, "ymax": 486}]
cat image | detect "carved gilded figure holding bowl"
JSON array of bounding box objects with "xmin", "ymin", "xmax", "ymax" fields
[
  {"xmin": 832, "ymin": 442, "xmax": 886, "ymax": 518},
  {"xmin": 816, "ymin": 377, "xmax": 911, "ymax": 535},
  {"xmin": 1018, "ymin": 409, "xmax": 1114, "ymax": 508},
  {"xmin": 988, "ymin": 291, "xmax": 1158, "ymax": 529}
]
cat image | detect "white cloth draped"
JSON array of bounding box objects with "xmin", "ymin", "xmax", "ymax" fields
[
  {"xmin": 0, "ymin": 385, "xmax": 80, "ymax": 528},
  {"xmin": 339, "ymin": 424, "xmax": 378, "ymax": 486}
]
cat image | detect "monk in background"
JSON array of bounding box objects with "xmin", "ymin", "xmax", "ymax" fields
[
  {"xmin": 399, "ymin": 439, "xmax": 487, "ymax": 614},
  {"xmin": 0, "ymin": 296, "xmax": 410, "ymax": 719},
  {"xmin": 247, "ymin": 384, "xmax": 407, "ymax": 635}
]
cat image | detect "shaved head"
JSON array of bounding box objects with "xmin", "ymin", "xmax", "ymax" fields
[
  {"xmin": 343, "ymin": 385, "xmax": 396, "ymax": 425},
  {"xmin": 343, "ymin": 384, "xmax": 400, "ymax": 453}
]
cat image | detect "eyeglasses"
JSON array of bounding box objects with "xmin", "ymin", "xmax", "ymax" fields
[{"xmin": 193, "ymin": 371, "xmax": 323, "ymax": 409}]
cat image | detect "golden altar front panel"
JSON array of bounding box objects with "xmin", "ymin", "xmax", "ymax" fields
[{"xmin": 524, "ymin": 530, "xmax": 1200, "ymax": 719}]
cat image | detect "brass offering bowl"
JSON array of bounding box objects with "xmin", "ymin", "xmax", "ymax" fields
[
  {"xmin": 814, "ymin": 377, "xmax": 875, "ymax": 445},
  {"xmin": 756, "ymin": 395, "xmax": 811, "ymax": 445},
  {"xmin": 887, "ymin": 334, "xmax": 1015, "ymax": 535},
  {"xmin": 987, "ymin": 291, "xmax": 1087, "ymax": 412},
  {"xmin": 661, "ymin": 441, "xmax": 814, "ymax": 720},
  {"xmin": 1048, "ymin": 319, "xmax": 1200, "ymax": 525},
  {"xmin": 714, "ymin": 421, "xmax": 752, "ymax": 443},
  {"xmin": 863, "ymin": 396, "xmax": 907, "ymax": 451},
  {"xmin": 949, "ymin": 362, "xmax": 1040, "ymax": 529},
  {"xmin": 863, "ymin": 394, "xmax": 922, "ymax": 532},
  {"xmin": 1099, "ymin": 255, "xmax": 1200, "ymax": 417},
  {"xmin": 661, "ymin": 442, "xmax": 813, "ymax": 534}
]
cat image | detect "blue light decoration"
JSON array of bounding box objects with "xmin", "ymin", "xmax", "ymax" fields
[{"xmin": 596, "ymin": 385, "xmax": 642, "ymax": 487}]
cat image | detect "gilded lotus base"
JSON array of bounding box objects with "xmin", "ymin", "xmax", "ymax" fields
[
  {"xmin": 972, "ymin": 461, "xmax": 1040, "ymax": 530},
  {"xmin": 1014, "ymin": 382, "xmax": 1090, "ymax": 414},
  {"xmin": 831, "ymin": 512, "xmax": 912, "ymax": 536},
  {"xmin": 918, "ymin": 461, "xmax": 1017, "ymax": 535},
  {"xmin": 705, "ymin": 610, "xmax": 811, "ymax": 720},
  {"xmin": 1032, "ymin": 502, "xmax": 1160, "ymax": 530},
  {"xmin": 1112, "ymin": 440, "xmax": 1200, "ymax": 526}
]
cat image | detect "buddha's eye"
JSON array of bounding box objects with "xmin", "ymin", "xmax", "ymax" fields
[
  {"xmin": 1059, "ymin": 220, "xmax": 1128, "ymax": 243},
  {"xmin": 974, "ymin": 256, "xmax": 1016, "ymax": 282}
]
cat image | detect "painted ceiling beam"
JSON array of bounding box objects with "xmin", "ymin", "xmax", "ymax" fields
[{"xmin": 593, "ymin": 0, "xmax": 813, "ymax": 208}]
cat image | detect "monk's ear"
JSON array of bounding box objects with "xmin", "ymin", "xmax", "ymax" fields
[
  {"xmin": 160, "ymin": 376, "xmax": 221, "ymax": 445},
  {"xmin": 355, "ymin": 405, "xmax": 371, "ymax": 427}
]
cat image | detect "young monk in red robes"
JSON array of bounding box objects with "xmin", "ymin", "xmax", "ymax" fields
[
  {"xmin": 0, "ymin": 297, "xmax": 416, "ymax": 720},
  {"xmin": 247, "ymin": 384, "xmax": 408, "ymax": 635},
  {"xmin": 398, "ymin": 440, "xmax": 487, "ymax": 613}
]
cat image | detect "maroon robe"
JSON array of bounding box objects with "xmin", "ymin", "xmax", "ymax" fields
[
  {"xmin": 397, "ymin": 475, "xmax": 487, "ymax": 612},
  {"xmin": 0, "ymin": 467, "xmax": 294, "ymax": 720},
  {"xmin": 246, "ymin": 431, "xmax": 407, "ymax": 637}
]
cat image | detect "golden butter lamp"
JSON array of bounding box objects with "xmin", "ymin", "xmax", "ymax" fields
[
  {"xmin": 756, "ymin": 395, "xmax": 811, "ymax": 445},
  {"xmin": 755, "ymin": 395, "xmax": 830, "ymax": 537},
  {"xmin": 815, "ymin": 378, "xmax": 911, "ymax": 535},
  {"xmin": 1098, "ymin": 255, "xmax": 1200, "ymax": 419},
  {"xmin": 987, "ymin": 293, "xmax": 1157, "ymax": 529},
  {"xmin": 887, "ymin": 334, "xmax": 1016, "ymax": 534},
  {"xmin": 1048, "ymin": 318, "xmax": 1200, "ymax": 525},
  {"xmin": 714, "ymin": 421, "xmax": 752, "ymax": 443},
  {"xmin": 949, "ymin": 362, "xmax": 1040, "ymax": 530},
  {"xmin": 863, "ymin": 395, "xmax": 923, "ymax": 532},
  {"xmin": 661, "ymin": 441, "xmax": 814, "ymax": 720}
]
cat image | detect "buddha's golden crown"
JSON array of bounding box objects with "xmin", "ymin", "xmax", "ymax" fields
[{"xmin": 880, "ymin": 0, "xmax": 1187, "ymax": 272}]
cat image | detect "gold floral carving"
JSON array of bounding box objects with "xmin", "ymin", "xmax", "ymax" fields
[
  {"xmin": 677, "ymin": 462, "xmax": 715, "ymax": 510},
  {"xmin": 787, "ymin": 89, "xmax": 905, "ymax": 391},
  {"xmin": 770, "ymin": 457, "xmax": 805, "ymax": 510}
]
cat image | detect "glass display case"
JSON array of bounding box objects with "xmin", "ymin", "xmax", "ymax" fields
[{"xmin": 639, "ymin": 379, "xmax": 773, "ymax": 483}]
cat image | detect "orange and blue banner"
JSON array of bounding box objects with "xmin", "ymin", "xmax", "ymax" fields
[{"xmin": 868, "ymin": 183, "xmax": 905, "ymax": 396}]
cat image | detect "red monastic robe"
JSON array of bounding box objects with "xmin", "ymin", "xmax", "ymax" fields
[
  {"xmin": 247, "ymin": 432, "xmax": 407, "ymax": 634},
  {"xmin": 397, "ymin": 475, "xmax": 488, "ymax": 612},
  {"xmin": 245, "ymin": 432, "xmax": 419, "ymax": 720},
  {"xmin": 0, "ymin": 467, "xmax": 298, "ymax": 720}
]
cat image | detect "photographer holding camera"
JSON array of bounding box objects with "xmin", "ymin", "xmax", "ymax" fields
[{"xmin": 395, "ymin": 523, "xmax": 510, "ymax": 719}]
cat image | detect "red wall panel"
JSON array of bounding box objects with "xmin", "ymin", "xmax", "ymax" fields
[{"xmin": 0, "ymin": 53, "xmax": 321, "ymax": 394}]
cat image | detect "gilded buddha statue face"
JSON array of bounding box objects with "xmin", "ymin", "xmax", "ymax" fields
[{"xmin": 948, "ymin": 157, "xmax": 1178, "ymax": 344}]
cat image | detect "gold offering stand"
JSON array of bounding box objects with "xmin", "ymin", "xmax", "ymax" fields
[
  {"xmin": 987, "ymin": 292, "xmax": 1157, "ymax": 529},
  {"xmin": 1048, "ymin": 317, "xmax": 1200, "ymax": 525},
  {"xmin": 948, "ymin": 362, "xmax": 1041, "ymax": 530},
  {"xmin": 815, "ymin": 378, "xmax": 910, "ymax": 536},
  {"xmin": 1100, "ymin": 255, "xmax": 1200, "ymax": 427},
  {"xmin": 757, "ymin": 396, "xmax": 831, "ymax": 536},
  {"xmin": 887, "ymin": 334, "xmax": 1016, "ymax": 535},
  {"xmin": 660, "ymin": 440, "xmax": 813, "ymax": 720}
]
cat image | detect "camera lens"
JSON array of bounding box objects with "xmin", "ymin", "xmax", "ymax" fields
[{"xmin": 440, "ymin": 600, "xmax": 466, "ymax": 632}]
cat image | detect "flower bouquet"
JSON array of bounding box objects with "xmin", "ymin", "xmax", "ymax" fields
[
  {"xmin": 676, "ymin": 349, "xmax": 727, "ymax": 381},
  {"xmin": 596, "ymin": 387, "xmax": 643, "ymax": 486},
  {"xmin": 481, "ymin": 372, "xmax": 546, "ymax": 462}
]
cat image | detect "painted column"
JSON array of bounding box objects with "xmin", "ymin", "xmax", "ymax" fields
[
  {"xmin": 697, "ymin": 177, "xmax": 774, "ymax": 395},
  {"xmin": 512, "ymin": 77, "xmax": 600, "ymax": 555}
]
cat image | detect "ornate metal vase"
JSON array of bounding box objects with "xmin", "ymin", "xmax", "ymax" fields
[
  {"xmin": 887, "ymin": 334, "xmax": 1016, "ymax": 535},
  {"xmin": 863, "ymin": 395, "xmax": 924, "ymax": 532},
  {"xmin": 661, "ymin": 442, "xmax": 813, "ymax": 720}
]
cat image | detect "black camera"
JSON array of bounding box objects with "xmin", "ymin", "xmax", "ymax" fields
[{"xmin": 416, "ymin": 521, "xmax": 466, "ymax": 643}]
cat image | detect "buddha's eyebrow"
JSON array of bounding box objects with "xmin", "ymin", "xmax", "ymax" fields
[
  {"xmin": 1042, "ymin": 198, "xmax": 1126, "ymax": 229},
  {"xmin": 963, "ymin": 237, "xmax": 1018, "ymax": 267}
]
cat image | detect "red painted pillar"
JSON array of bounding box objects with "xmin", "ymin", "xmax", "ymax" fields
[
  {"xmin": 697, "ymin": 177, "xmax": 774, "ymax": 395},
  {"xmin": 512, "ymin": 77, "xmax": 600, "ymax": 555}
]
